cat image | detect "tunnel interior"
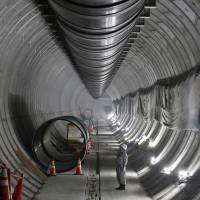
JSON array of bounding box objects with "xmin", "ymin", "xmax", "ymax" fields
[{"xmin": 0, "ymin": 0, "xmax": 200, "ymax": 199}]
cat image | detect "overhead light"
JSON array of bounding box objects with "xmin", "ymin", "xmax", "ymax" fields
[
  {"xmin": 178, "ymin": 170, "xmax": 191, "ymax": 181},
  {"xmin": 138, "ymin": 135, "xmax": 147, "ymax": 145},
  {"xmin": 111, "ymin": 116, "xmax": 117, "ymax": 121},
  {"xmin": 124, "ymin": 137, "xmax": 128, "ymax": 141},
  {"xmin": 124, "ymin": 137, "xmax": 131, "ymax": 143},
  {"xmin": 150, "ymin": 157, "xmax": 158, "ymax": 165},
  {"xmin": 107, "ymin": 113, "xmax": 114, "ymax": 120},
  {"xmin": 162, "ymin": 167, "xmax": 172, "ymax": 175},
  {"xmin": 116, "ymin": 127, "xmax": 120, "ymax": 131},
  {"xmin": 117, "ymin": 122, "xmax": 121, "ymax": 126},
  {"xmin": 129, "ymin": 138, "xmax": 134, "ymax": 143},
  {"xmin": 124, "ymin": 132, "xmax": 129, "ymax": 137},
  {"xmin": 135, "ymin": 138, "xmax": 140, "ymax": 143},
  {"xmin": 148, "ymin": 140, "xmax": 156, "ymax": 148},
  {"xmin": 125, "ymin": 127, "xmax": 129, "ymax": 132}
]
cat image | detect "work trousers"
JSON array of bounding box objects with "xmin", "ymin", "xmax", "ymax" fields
[{"xmin": 116, "ymin": 167, "xmax": 126, "ymax": 185}]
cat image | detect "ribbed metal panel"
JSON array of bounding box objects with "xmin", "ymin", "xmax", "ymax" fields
[{"xmin": 48, "ymin": 0, "xmax": 150, "ymax": 98}]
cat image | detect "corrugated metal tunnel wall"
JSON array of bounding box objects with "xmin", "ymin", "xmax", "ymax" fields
[
  {"xmin": 0, "ymin": 0, "xmax": 200, "ymax": 199},
  {"xmin": 46, "ymin": 0, "xmax": 153, "ymax": 98}
]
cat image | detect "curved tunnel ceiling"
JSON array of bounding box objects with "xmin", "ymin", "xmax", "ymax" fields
[
  {"xmin": 47, "ymin": 0, "xmax": 155, "ymax": 98},
  {"xmin": 0, "ymin": 0, "xmax": 200, "ymax": 199}
]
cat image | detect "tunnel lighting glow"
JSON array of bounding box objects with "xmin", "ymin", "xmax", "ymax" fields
[
  {"xmin": 148, "ymin": 140, "xmax": 156, "ymax": 148},
  {"xmin": 123, "ymin": 130, "xmax": 133, "ymax": 142},
  {"xmin": 135, "ymin": 138, "xmax": 140, "ymax": 143},
  {"xmin": 124, "ymin": 137, "xmax": 128, "ymax": 141},
  {"xmin": 125, "ymin": 138, "xmax": 132, "ymax": 143},
  {"xmin": 138, "ymin": 140, "xmax": 144, "ymax": 145},
  {"xmin": 125, "ymin": 127, "xmax": 129, "ymax": 132},
  {"xmin": 178, "ymin": 170, "xmax": 191, "ymax": 180},
  {"xmin": 117, "ymin": 122, "xmax": 121, "ymax": 126},
  {"xmin": 107, "ymin": 113, "xmax": 114, "ymax": 120},
  {"xmin": 150, "ymin": 157, "xmax": 158, "ymax": 165},
  {"xmin": 110, "ymin": 115, "xmax": 117, "ymax": 123},
  {"xmin": 148, "ymin": 126, "xmax": 166, "ymax": 148},
  {"xmin": 162, "ymin": 167, "xmax": 172, "ymax": 175},
  {"xmin": 137, "ymin": 135, "xmax": 147, "ymax": 145},
  {"xmin": 112, "ymin": 115, "xmax": 117, "ymax": 120},
  {"xmin": 128, "ymin": 138, "xmax": 134, "ymax": 143},
  {"xmin": 124, "ymin": 132, "xmax": 129, "ymax": 137}
]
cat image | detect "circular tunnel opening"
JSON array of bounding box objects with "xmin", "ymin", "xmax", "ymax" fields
[{"xmin": 32, "ymin": 116, "xmax": 88, "ymax": 173}]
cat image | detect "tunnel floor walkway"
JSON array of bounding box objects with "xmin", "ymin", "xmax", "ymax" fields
[
  {"xmin": 34, "ymin": 174, "xmax": 87, "ymax": 200},
  {"xmin": 34, "ymin": 153, "xmax": 151, "ymax": 200},
  {"xmin": 100, "ymin": 154, "xmax": 151, "ymax": 200}
]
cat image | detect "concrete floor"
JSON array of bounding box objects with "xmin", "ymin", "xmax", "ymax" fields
[
  {"xmin": 100, "ymin": 154, "xmax": 152, "ymax": 200},
  {"xmin": 34, "ymin": 174, "xmax": 87, "ymax": 200},
  {"xmin": 34, "ymin": 154, "xmax": 151, "ymax": 200}
]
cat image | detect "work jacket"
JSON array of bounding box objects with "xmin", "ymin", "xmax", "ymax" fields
[{"xmin": 116, "ymin": 150, "xmax": 128, "ymax": 171}]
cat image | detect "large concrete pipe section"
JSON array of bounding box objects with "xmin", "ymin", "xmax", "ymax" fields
[
  {"xmin": 33, "ymin": 116, "xmax": 88, "ymax": 172},
  {"xmin": 47, "ymin": 0, "xmax": 154, "ymax": 98}
]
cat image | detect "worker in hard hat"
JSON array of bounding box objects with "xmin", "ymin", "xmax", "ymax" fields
[{"xmin": 115, "ymin": 144, "xmax": 128, "ymax": 190}]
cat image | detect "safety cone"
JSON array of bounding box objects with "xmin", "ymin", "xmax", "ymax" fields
[
  {"xmin": 75, "ymin": 158, "xmax": 84, "ymax": 175},
  {"xmin": 12, "ymin": 174, "xmax": 24, "ymax": 200},
  {"xmin": 50, "ymin": 161, "xmax": 56, "ymax": 176},
  {"xmin": 86, "ymin": 139, "xmax": 92, "ymax": 154},
  {"xmin": 0, "ymin": 167, "xmax": 11, "ymax": 200}
]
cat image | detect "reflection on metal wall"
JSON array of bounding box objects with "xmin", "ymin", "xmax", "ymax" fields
[{"xmin": 113, "ymin": 67, "xmax": 200, "ymax": 131}]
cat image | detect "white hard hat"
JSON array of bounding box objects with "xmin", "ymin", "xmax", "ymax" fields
[{"xmin": 120, "ymin": 144, "xmax": 127, "ymax": 151}]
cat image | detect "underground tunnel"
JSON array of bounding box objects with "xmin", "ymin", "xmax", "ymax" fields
[{"xmin": 0, "ymin": 0, "xmax": 200, "ymax": 199}]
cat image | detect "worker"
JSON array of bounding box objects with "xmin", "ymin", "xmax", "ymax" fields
[{"xmin": 115, "ymin": 144, "xmax": 128, "ymax": 190}]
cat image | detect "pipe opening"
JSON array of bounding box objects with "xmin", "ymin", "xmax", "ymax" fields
[{"xmin": 32, "ymin": 116, "xmax": 88, "ymax": 172}]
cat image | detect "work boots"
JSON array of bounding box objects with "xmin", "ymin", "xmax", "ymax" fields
[{"xmin": 115, "ymin": 185, "xmax": 125, "ymax": 190}]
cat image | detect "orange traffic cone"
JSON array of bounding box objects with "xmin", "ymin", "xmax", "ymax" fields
[
  {"xmin": 0, "ymin": 167, "xmax": 11, "ymax": 200},
  {"xmin": 12, "ymin": 174, "xmax": 24, "ymax": 200},
  {"xmin": 50, "ymin": 161, "xmax": 56, "ymax": 176},
  {"xmin": 75, "ymin": 158, "xmax": 84, "ymax": 175}
]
